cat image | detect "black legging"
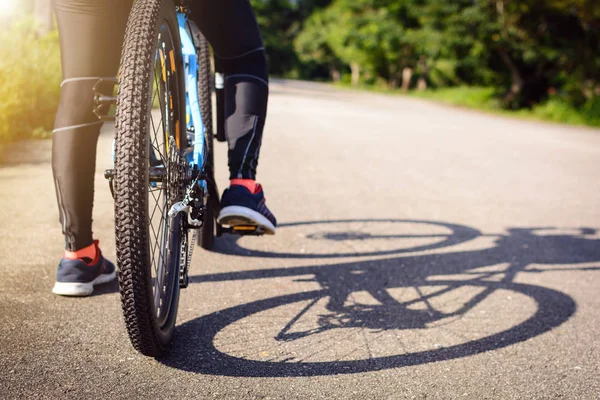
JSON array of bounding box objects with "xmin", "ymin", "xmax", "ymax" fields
[{"xmin": 53, "ymin": 0, "xmax": 268, "ymax": 251}]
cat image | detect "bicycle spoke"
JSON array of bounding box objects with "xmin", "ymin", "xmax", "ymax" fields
[
  {"xmin": 150, "ymin": 207, "xmax": 166, "ymax": 274},
  {"xmin": 149, "ymin": 214, "xmax": 163, "ymax": 276},
  {"xmin": 155, "ymin": 217, "xmax": 168, "ymax": 305},
  {"xmin": 153, "ymin": 60, "xmax": 168, "ymax": 139},
  {"xmin": 149, "ymin": 187, "xmax": 165, "ymax": 222},
  {"xmin": 150, "ymin": 208, "xmax": 169, "ymax": 316},
  {"xmin": 149, "ymin": 68, "xmax": 168, "ymax": 166}
]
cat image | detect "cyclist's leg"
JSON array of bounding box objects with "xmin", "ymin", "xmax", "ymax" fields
[
  {"xmin": 190, "ymin": 0, "xmax": 268, "ymax": 181},
  {"xmin": 191, "ymin": 1, "xmax": 276, "ymax": 233},
  {"xmin": 53, "ymin": 0, "xmax": 133, "ymax": 252}
]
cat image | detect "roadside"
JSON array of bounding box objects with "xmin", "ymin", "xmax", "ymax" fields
[
  {"xmin": 1, "ymin": 80, "xmax": 599, "ymax": 399},
  {"xmin": 330, "ymin": 81, "xmax": 600, "ymax": 129}
]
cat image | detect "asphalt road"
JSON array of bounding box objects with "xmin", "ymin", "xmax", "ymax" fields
[{"xmin": 1, "ymin": 80, "xmax": 599, "ymax": 399}]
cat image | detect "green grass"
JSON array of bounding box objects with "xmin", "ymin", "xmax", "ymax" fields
[
  {"xmin": 335, "ymin": 82, "xmax": 600, "ymax": 128},
  {"xmin": 414, "ymin": 86, "xmax": 600, "ymax": 128},
  {"xmin": 410, "ymin": 87, "xmax": 501, "ymax": 110},
  {"xmin": 0, "ymin": 20, "xmax": 62, "ymax": 143}
]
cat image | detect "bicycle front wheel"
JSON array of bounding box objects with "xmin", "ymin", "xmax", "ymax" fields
[{"xmin": 114, "ymin": 0, "xmax": 186, "ymax": 357}]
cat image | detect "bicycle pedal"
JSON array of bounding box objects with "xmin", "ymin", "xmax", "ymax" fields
[
  {"xmin": 104, "ymin": 169, "xmax": 115, "ymax": 199},
  {"xmin": 227, "ymin": 225, "xmax": 265, "ymax": 236}
]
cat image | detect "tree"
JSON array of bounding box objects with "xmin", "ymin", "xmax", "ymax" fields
[
  {"xmin": 295, "ymin": 9, "xmax": 342, "ymax": 81},
  {"xmin": 256, "ymin": 0, "xmax": 599, "ymax": 111},
  {"xmin": 250, "ymin": 0, "xmax": 301, "ymax": 75}
]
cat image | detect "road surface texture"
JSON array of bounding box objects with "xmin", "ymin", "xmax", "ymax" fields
[{"xmin": 1, "ymin": 80, "xmax": 599, "ymax": 399}]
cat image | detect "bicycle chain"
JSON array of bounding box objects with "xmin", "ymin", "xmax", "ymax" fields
[{"xmin": 168, "ymin": 136, "xmax": 201, "ymax": 288}]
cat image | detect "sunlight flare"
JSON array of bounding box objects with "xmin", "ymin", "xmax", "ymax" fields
[{"xmin": 0, "ymin": 0, "xmax": 17, "ymax": 17}]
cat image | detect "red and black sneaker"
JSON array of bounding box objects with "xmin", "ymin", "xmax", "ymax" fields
[
  {"xmin": 52, "ymin": 241, "xmax": 116, "ymax": 297},
  {"xmin": 218, "ymin": 184, "xmax": 277, "ymax": 235}
]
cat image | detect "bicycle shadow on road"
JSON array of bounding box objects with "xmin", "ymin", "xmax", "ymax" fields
[
  {"xmin": 211, "ymin": 219, "xmax": 482, "ymax": 259},
  {"xmin": 160, "ymin": 219, "xmax": 600, "ymax": 377}
]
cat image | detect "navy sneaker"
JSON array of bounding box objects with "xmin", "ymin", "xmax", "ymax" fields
[
  {"xmin": 218, "ymin": 184, "xmax": 277, "ymax": 234},
  {"xmin": 52, "ymin": 242, "xmax": 116, "ymax": 297}
]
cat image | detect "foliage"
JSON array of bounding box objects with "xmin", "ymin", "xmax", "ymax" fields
[
  {"xmin": 0, "ymin": 20, "xmax": 61, "ymax": 142},
  {"xmin": 414, "ymin": 87, "xmax": 600, "ymax": 127},
  {"xmin": 4, "ymin": 1, "xmax": 599, "ymax": 143},
  {"xmin": 255, "ymin": 0, "xmax": 600, "ymax": 121},
  {"xmin": 412, "ymin": 87, "xmax": 501, "ymax": 110}
]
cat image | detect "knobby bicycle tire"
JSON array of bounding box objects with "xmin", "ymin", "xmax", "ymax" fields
[
  {"xmin": 114, "ymin": 0, "xmax": 186, "ymax": 357},
  {"xmin": 195, "ymin": 29, "xmax": 216, "ymax": 250}
]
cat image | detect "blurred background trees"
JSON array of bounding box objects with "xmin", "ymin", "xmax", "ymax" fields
[
  {"xmin": 253, "ymin": 0, "xmax": 599, "ymax": 117},
  {"xmin": 1, "ymin": 0, "xmax": 598, "ymax": 143}
]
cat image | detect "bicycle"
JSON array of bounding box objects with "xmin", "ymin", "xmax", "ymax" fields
[{"xmin": 103, "ymin": 0, "xmax": 262, "ymax": 357}]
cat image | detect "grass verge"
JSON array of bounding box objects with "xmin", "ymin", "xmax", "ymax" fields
[{"xmin": 335, "ymin": 83, "xmax": 600, "ymax": 129}]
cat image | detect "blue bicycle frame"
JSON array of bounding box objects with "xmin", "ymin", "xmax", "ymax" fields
[
  {"xmin": 111, "ymin": 9, "xmax": 208, "ymax": 195},
  {"xmin": 177, "ymin": 9, "xmax": 207, "ymax": 188}
]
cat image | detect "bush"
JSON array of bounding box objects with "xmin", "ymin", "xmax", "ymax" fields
[
  {"xmin": 0, "ymin": 20, "xmax": 61, "ymax": 142},
  {"xmin": 411, "ymin": 86, "xmax": 599, "ymax": 127},
  {"xmin": 429, "ymin": 59, "xmax": 461, "ymax": 88},
  {"xmin": 528, "ymin": 96, "xmax": 600, "ymax": 127},
  {"xmin": 529, "ymin": 98, "xmax": 586, "ymax": 126},
  {"xmin": 582, "ymin": 97, "xmax": 600, "ymax": 127},
  {"xmin": 413, "ymin": 86, "xmax": 500, "ymax": 109}
]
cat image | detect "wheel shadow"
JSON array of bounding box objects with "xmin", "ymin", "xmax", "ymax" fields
[
  {"xmin": 211, "ymin": 219, "xmax": 482, "ymax": 259},
  {"xmin": 160, "ymin": 219, "xmax": 600, "ymax": 376}
]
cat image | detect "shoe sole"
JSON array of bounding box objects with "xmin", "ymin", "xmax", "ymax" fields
[
  {"xmin": 52, "ymin": 270, "xmax": 117, "ymax": 297},
  {"xmin": 218, "ymin": 206, "xmax": 276, "ymax": 235}
]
